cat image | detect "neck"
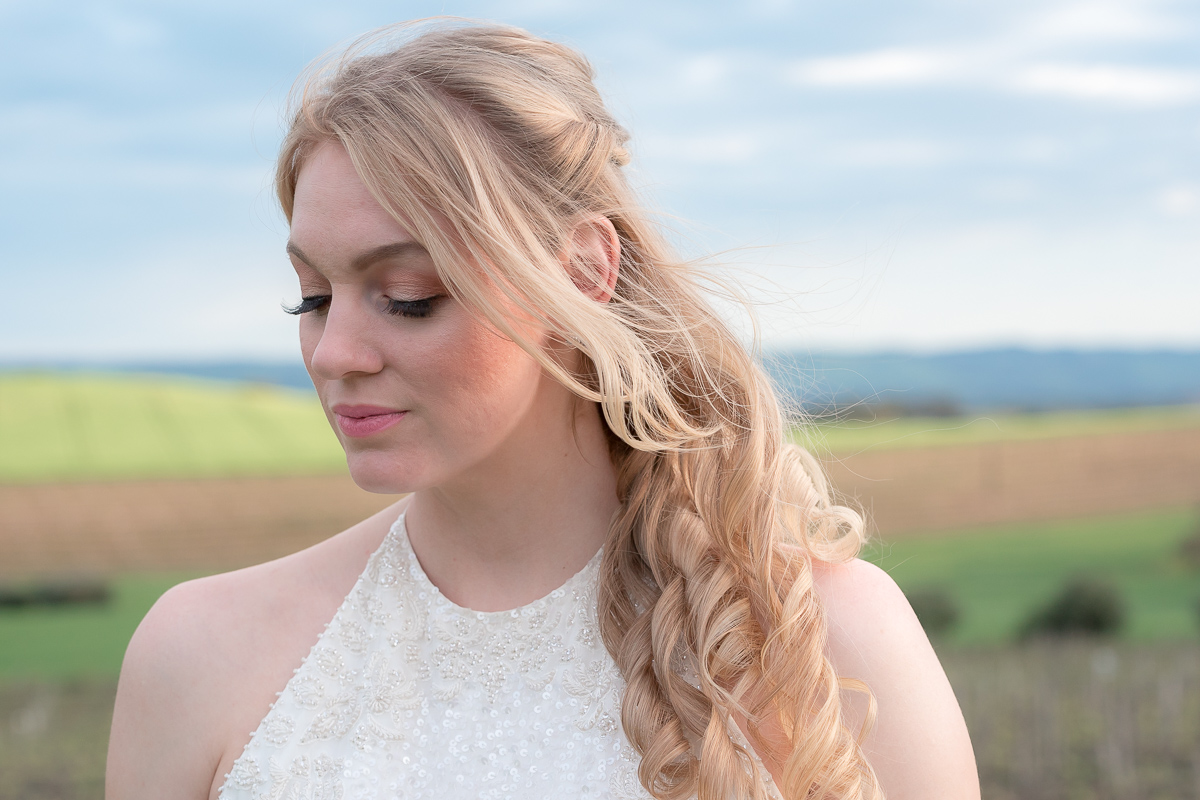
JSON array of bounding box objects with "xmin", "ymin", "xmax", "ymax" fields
[{"xmin": 403, "ymin": 383, "xmax": 620, "ymax": 612}]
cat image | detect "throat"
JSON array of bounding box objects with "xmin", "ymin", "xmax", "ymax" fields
[{"xmin": 400, "ymin": 496, "xmax": 612, "ymax": 613}]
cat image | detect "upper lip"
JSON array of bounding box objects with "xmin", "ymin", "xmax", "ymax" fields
[{"xmin": 330, "ymin": 404, "xmax": 406, "ymax": 418}]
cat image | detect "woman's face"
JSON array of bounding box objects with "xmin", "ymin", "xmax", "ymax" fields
[{"xmin": 287, "ymin": 142, "xmax": 559, "ymax": 494}]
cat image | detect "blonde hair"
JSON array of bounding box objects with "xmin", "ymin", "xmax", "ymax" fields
[{"xmin": 276, "ymin": 19, "xmax": 881, "ymax": 800}]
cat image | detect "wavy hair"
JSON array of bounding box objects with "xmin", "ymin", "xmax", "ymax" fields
[{"xmin": 275, "ymin": 19, "xmax": 881, "ymax": 800}]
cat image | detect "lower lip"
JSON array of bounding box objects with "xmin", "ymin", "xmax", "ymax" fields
[{"xmin": 335, "ymin": 411, "xmax": 407, "ymax": 438}]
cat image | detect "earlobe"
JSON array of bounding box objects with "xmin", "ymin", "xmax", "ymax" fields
[{"xmin": 565, "ymin": 216, "xmax": 620, "ymax": 303}]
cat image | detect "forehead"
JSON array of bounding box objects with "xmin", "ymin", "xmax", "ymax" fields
[{"xmin": 289, "ymin": 141, "xmax": 420, "ymax": 257}]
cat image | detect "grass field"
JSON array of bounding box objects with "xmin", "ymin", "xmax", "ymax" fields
[
  {"xmin": 4, "ymin": 370, "xmax": 1199, "ymax": 484},
  {"xmin": 865, "ymin": 505, "xmax": 1200, "ymax": 645},
  {"xmin": 0, "ymin": 573, "xmax": 196, "ymax": 679},
  {"xmin": 3, "ymin": 643, "xmax": 1199, "ymax": 800},
  {"xmin": 1, "ymin": 679, "xmax": 113, "ymax": 800},
  {"xmin": 948, "ymin": 640, "xmax": 1200, "ymax": 799},
  {"xmin": 0, "ymin": 371, "xmax": 345, "ymax": 483},
  {"xmin": 3, "ymin": 506, "xmax": 1196, "ymax": 680},
  {"xmin": 3, "ymin": 370, "xmax": 1197, "ymax": 797}
]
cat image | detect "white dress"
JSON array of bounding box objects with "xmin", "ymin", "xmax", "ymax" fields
[{"xmin": 218, "ymin": 513, "xmax": 784, "ymax": 800}]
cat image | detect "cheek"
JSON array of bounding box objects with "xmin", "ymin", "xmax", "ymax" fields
[{"xmin": 414, "ymin": 316, "xmax": 545, "ymax": 428}]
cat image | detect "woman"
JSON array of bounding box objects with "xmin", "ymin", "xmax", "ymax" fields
[{"xmin": 107, "ymin": 19, "xmax": 978, "ymax": 800}]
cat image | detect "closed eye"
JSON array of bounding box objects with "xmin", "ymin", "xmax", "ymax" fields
[{"xmin": 385, "ymin": 296, "xmax": 443, "ymax": 318}]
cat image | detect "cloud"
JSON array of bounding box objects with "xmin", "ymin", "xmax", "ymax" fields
[
  {"xmin": 1025, "ymin": 0, "xmax": 1182, "ymax": 44},
  {"xmin": 1009, "ymin": 63, "xmax": 1200, "ymax": 106},
  {"xmin": 780, "ymin": 1, "xmax": 1198, "ymax": 108},
  {"xmin": 787, "ymin": 48, "xmax": 961, "ymax": 88},
  {"xmin": 4, "ymin": 0, "xmax": 1200, "ymax": 358},
  {"xmin": 1158, "ymin": 184, "xmax": 1200, "ymax": 217},
  {"xmin": 784, "ymin": 45, "xmax": 1200, "ymax": 110}
]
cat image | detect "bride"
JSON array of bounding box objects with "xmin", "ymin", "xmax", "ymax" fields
[{"xmin": 107, "ymin": 19, "xmax": 978, "ymax": 800}]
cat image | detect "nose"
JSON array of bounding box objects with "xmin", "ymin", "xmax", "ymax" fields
[{"xmin": 305, "ymin": 294, "xmax": 385, "ymax": 380}]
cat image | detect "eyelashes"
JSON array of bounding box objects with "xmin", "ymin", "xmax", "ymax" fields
[
  {"xmin": 283, "ymin": 295, "xmax": 442, "ymax": 319},
  {"xmin": 283, "ymin": 295, "xmax": 330, "ymax": 315},
  {"xmin": 385, "ymin": 297, "xmax": 438, "ymax": 318}
]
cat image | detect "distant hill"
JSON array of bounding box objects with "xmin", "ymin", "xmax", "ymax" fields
[
  {"xmin": 5, "ymin": 360, "xmax": 317, "ymax": 392},
  {"xmin": 764, "ymin": 348, "xmax": 1200, "ymax": 412},
  {"xmin": 6, "ymin": 347, "xmax": 1200, "ymax": 412}
]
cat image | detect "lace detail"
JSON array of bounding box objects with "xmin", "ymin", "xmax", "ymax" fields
[{"xmin": 218, "ymin": 513, "xmax": 783, "ymax": 800}]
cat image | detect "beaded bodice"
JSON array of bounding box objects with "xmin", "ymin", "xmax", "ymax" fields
[{"xmin": 218, "ymin": 513, "xmax": 782, "ymax": 800}]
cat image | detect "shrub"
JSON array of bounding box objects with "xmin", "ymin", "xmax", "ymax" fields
[
  {"xmin": 1178, "ymin": 524, "xmax": 1200, "ymax": 569},
  {"xmin": 0, "ymin": 576, "xmax": 111, "ymax": 609},
  {"xmin": 905, "ymin": 587, "xmax": 959, "ymax": 637},
  {"xmin": 1020, "ymin": 575, "xmax": 1124, "ymax": 640}
]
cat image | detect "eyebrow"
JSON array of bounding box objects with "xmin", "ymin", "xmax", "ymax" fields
[{"xmin": 286, "ymin": 240, "xmax": 431, "ymax": 273}]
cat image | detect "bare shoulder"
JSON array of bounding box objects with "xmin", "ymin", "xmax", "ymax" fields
[
  {"xmin": 106, "ymin": 498, "xmax": 406, "ymax": 800},
  {"xmin": 811, "ymin": 557, "xmax": 981, "ymax": 800}
]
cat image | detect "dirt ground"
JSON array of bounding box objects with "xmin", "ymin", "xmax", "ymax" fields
[
  {"xmin": 825, "ymin": 426, "xmax": 1200, "ymax": 536},
  {"xmin": 2, "ymin": 427, "xmax": 1198, "ymax": 577},
  {"xmin": 0, "ymin": 475, "xmax": 396, "ymax": 577}
]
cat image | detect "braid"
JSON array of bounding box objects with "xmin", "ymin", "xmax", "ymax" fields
[{"xmin": 276, "ymin": 18, "xmax": 881, "ymax": 799}]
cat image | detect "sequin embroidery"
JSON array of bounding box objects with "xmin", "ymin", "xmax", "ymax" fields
[{"xmin": 217, "ymin": 513, "xmax": 783, "ymax": 800}]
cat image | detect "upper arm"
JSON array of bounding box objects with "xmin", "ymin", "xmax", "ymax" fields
[
  {"xmin": 106, "ymin": 579, "xmax": 231, "ymax": 800},
  {"xmin": 813, "ymin": 558, "xmax": 980, "ymax": 800}
]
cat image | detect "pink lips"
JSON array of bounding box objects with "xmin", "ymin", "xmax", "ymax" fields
[{"xmin": 331, "ymin": 404, "xmax": 407, "ymax": 438}]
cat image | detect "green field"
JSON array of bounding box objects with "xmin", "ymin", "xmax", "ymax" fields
[
  {"xmin": 4, "ymin": 371, "xmax": 1198, "ymax": 798},
  {"xmin": 0, "ymin": 371, "xmax": 346, "ymax": 483},
  {"xmin": 2, "ymin": 370, "xmax": 1198, "ymax": 677},
  {"xmin": 865, "ymin": 506, "xmax": 1200, "ymax": 645},
  {"xmin": 2, "ymin": 507, "xmax": 1196, "ymax": 679},
  {"xmin": 0, "ymin": 573, "xmax": 196, "ymax": 679},
  {"xmin": 5, "ymin": 370, "xmax": 1199, "ymax": 484}
]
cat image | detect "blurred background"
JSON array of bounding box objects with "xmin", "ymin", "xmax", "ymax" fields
[{"xmin": 1, "ymin": 1, "xmax": 1198, "ymax": 798}]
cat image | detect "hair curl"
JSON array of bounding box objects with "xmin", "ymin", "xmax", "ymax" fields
[{"xmin": 275, "ymin": 18, "xmax": 882, "ymax": 800}]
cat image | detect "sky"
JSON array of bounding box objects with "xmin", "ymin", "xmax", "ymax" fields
[{"xmin": 2, "ymin": 0, "xmax": 1198, "ymax": 360}]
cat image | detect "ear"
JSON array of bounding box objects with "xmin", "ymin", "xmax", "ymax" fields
[{"xmin": 563, "ymin": 216, "xmax": 620, "ymax": 303}]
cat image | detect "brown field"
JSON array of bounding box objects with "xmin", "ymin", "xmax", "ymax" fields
[
  {"xmin": 4, "ymin": 640, "xmax": 1199, "ymax": 800},
  {"xmin": 0, "ymin": 475, "xmax": 396, "ymax": 578},
  {"xmin": 2, "ymin": 427, "xmax": 1199, "ymax": 577},
  {"xmin": 826, "ymin": 426, "xmax": 1200, "ymax": 536}
]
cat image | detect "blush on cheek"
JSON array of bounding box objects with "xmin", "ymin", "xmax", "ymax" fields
[
  {"xmin": 465, "ymin": 326, "xmax": 543, "ymax": 394},
  {"xmin": 430, "ymin": 319, "xmax": 546, "ymax": 438}
]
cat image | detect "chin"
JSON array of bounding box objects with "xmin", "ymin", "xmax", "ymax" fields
[{"xmin": 344, "ymin": 451, "xmax": 424, "ymax": 495}]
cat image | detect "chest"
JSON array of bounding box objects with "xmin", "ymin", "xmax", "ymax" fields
[{"xmin": 216, "ymin": 529, "xmax": 650, "ymax": 800}]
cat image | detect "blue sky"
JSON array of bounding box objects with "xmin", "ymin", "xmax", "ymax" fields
[{"xmin": 2, "ymin": 0, "xmax": 1197, "ymax": 360}]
